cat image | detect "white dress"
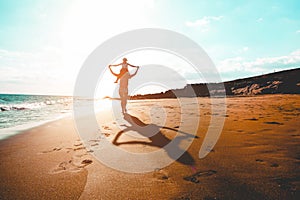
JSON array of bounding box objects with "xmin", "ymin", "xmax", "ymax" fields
[{"xmin": 122, "ymin": 63, "xmax": 128, "ymax": 69}]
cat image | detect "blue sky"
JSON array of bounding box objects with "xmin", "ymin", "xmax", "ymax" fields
[{"xmin": 0, "ymin": 0, "xmax": 299, "ymax": 95}]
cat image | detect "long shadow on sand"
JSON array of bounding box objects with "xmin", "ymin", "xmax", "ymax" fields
[{"xmin": 112, "ymin": 113, "xmax": 197, "ymax": 166}]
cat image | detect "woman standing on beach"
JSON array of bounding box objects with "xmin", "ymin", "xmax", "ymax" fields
[{"xmin": 108, "ymin": 59, "xmax": 139, "ymax": 113}]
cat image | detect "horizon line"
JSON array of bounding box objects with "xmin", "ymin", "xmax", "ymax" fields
[{"xmin": 1, "ymin": 67, "xmax": 299, "ymax": 97}]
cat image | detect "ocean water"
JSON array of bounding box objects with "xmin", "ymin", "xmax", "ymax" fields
[{"xmin": 0, "ymin": 94, "xmax": 72, "ymax": 140}]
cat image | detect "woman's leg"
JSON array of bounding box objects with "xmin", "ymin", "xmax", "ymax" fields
[
  {"xmin": 121, "ymin": 97, "xmax": 127, "ymax": 113},
  {"xmin": 119, "ymin": 89, "xmax": 128, "ymax": 113}
]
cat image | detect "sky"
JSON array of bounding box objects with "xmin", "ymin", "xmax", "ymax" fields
[{"xmin": 0, "ymin": 0, "xmax": 300, "ymax": 96}]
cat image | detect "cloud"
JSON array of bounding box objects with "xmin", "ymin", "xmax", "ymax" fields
[
  {"xmin": 185, "ymin": 16, "xmax": 223, "ymax": 31},
  {"xmin": 218, "ymin": 57, "xmax": 244, "ymax": 72},
  {"xmin": 218, "ymin": 49, "xmax": 300, "ymax": 74}
]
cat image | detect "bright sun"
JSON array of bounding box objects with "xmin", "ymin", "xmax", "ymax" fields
[{"xmin": 60, "ymin": 0, "xmax": 155, "ymax": 97}]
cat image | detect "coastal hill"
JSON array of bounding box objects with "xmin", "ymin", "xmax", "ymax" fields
[{"xmin": 131, "ymin": 68, "xmax": 300, "ymax": 99}]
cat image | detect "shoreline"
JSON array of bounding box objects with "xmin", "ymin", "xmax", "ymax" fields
[
  {"xmin": 0, "ymin": 112, "xmax": 72, "ymax": 141},
  {"xmin": 0, "ymin": 95, "xmax": 299, "ymax": 199},
  {"xmin": 2, "ymin": 93, "xmax": 296, "ymax": 141}
]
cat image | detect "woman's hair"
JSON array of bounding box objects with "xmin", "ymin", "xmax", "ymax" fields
[{"xmin": 123, "ymin": 58, "xmax": 127, "ymax": 62}]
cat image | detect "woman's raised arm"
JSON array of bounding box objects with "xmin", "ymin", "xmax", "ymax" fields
[{"xmin": 130, "ymin": 66, "xmax": 139, "ymax": 78}]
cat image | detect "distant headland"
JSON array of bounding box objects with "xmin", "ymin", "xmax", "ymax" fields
[{"xmin": 130, "ymin": 68, "xmax": 300, "ymax": 99}]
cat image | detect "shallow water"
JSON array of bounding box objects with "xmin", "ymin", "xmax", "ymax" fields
[{"xmin": 0, "ymin": 94, "xmax": 72, "ymax": 139}]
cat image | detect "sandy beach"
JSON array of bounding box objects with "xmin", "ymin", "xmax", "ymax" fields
[{"xmin": 0, "ymin": 95, "xmax": 299, "ymax": 200}]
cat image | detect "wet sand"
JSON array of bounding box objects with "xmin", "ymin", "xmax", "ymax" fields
[{"xmin": 0, "ymin": 95, "xmax": 299, "ymax": 199}]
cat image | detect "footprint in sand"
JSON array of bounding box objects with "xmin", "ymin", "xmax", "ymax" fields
[
  {"xmin": 90, "ymin": 143, "xmax": 99, "ymax": 147},
  {"xmin": 291, "ymin": 134, "xmax": 300, "ymax": 137},
  {"xmin": 102, "ymin": 126, "xmax": 112, "ymax": 130},
  {"xmin": 89, "ymin": 139, "xmax": 101, "ymax": 142},
  {"xmin": 81, "ymin": 159, "xmax": 93, "ymax": 166},
  {"xmin": 255, "ymin": 159, "xmax": 264, "ymax": 163},
  {"xmin": 56, "ymin": 161, "xmax": 69, "ymax": 170},
  {"xmin": 256, "ymin": 159, "xmax": 280, "ymax": 168},
  {"xmin": 103, "ymin": 133, "xmax": 110, "ymax": 137},
  {"xmin": 153, "ymin": 168, "xmax": 169, "ymax": 180},
  {"xmin": 245, "ymin": 118, "xmax": 258, "ymax": 121},
  {"xmin": 51, "ymin": 160, "xmax": 76, "ymax": 173},
  {"xmin": 74, "ymin": 146, "xmax": 85, "ymax": 151},
  {"xmin": 51, "ymin": 159, "xmax": 93, "ymax": 174},
  {"xmin": 264, "ymin": 121, "xmax": 283, "ymax": 125},
  {"xmin": 164, "ymin": 106, "xmax": 174, "ymax": 109},
  {"xmin": 39, "ymin": 147, "xmax": 63, "ymax": 154},
  {"xmin": 74, "ymin": 142, "xmax": 83, "ymax": 147},
  {"xmin": 175, "ymin": 196, "xmax": 192, "ymax": 200},
  {"xmin": 270, "ymin": 163, "xmax": 279, "ymax": 168},
  {"xmin": 183, "ymin": 170, "xmax": 217, "ymax": 184}
]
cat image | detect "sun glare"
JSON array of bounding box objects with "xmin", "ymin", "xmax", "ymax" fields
[
  {"xmin": 60, "ymin": 0, "xmax": 155, "ymax": 97},
  {"xmin": 60, "ymin": 1, "xmax": 202, "ymax": 99}
]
